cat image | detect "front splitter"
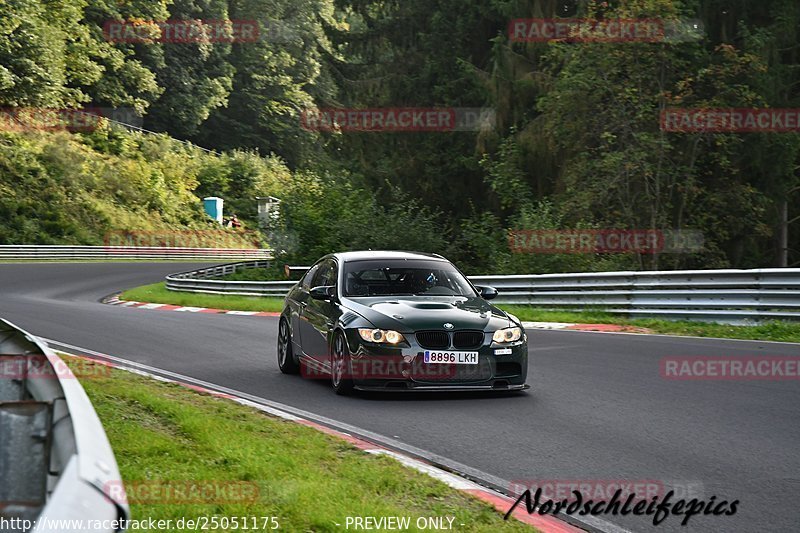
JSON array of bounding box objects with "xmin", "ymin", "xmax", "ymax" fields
[{"xmin": 354, "ymin": 383, "xmax": 530, "ymax": 392}]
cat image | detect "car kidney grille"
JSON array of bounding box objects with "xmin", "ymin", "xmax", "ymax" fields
[
  {"xmin": 452, "ymin": 330, "xmax": 484, "ymax": 349},
  {"xmin": 415, "ymin": 331, "xmax": 450, "ymax": 349}
]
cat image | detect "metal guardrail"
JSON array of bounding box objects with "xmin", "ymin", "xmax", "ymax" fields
[
  {"xmin": 165, "ymin": 263, "xmax": 800, "ymax": 324},
  {"xmin": 468, "ymin": 269, "xmax": 800, "ymax": 324},
  {"xmin": 0, "ymin": 319, "xmax": 128, "ymax": 531},
  {"xmin": 166, "ymin": 261, "xmax": 292, "ymax": 297},
  {"xmin": 0, "ymin": 245, "xmax": 272, "ymax": 261}
]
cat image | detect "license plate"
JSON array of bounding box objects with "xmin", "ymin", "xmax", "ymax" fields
[{"xmin": 423, "ymin": 351, "xmax": 479, "ymax": 365}]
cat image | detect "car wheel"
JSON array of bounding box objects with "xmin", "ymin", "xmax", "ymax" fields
[
  {"xmin": 277, "ymin": 318, "xmax": 299, "ymax": 374},
  {"xmin": 330, "ymin": 332, "xmax": 354, "ymax": 395}
]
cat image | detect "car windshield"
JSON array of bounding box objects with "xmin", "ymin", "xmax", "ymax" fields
[{"xmin": 343, "ymin": 259, "xmax": 477, "ymax": 298}]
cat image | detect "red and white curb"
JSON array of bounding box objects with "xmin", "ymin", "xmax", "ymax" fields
[
  {"xmin": 107, "ymin": 296, "xmax": 651, "ymax": 335},
  {"xmin": 104, "ymin": 295, "xmax": 280, "ymax": 317},
  {"xmin": 52, "ymin": 343, "xmax": 583, "ymax": 533},
  {"xmin": 522, "ymin": 321, "xmax": 653, "ymax": 334}
]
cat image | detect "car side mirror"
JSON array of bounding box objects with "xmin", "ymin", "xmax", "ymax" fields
[
  {"xmin": 310, "ymin": 285, "xmax": 336, "ymax": 301},
  {"xmin": 475, "ymin": 285, "xmax": 498, "ymax": 300}
]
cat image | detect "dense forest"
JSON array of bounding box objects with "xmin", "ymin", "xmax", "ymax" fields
[{"xmin": 0, "ymin": 0, "xmax": 798, "ymax": 273}]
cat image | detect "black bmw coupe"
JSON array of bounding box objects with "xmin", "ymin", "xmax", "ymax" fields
[{"xmin": 277, "ymin": 251, "xmax": 529, "ymax": 394}]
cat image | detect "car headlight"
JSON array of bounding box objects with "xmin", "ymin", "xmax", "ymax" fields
[
  {"xmin": 358, "ymin": 328, "xmax": 406, "ymax": 344},
  {"xmin": 492, "ymin": 327, "xmax": 522, "ymax": 343}
]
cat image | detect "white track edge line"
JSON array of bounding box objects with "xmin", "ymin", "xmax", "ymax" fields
[{"xmin": 45, "ymin": 336, "xmax": 634, "ymax": 533}]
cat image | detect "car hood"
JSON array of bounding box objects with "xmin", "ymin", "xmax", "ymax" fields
[{"xmin": 342, "ymin": 295, "xmax": 513, "ymax": 332}]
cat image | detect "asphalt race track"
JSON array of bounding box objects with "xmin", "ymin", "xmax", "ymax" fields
[{"xmin": 1, "ymin": 262, "xmax": 798, "ymax": 533}]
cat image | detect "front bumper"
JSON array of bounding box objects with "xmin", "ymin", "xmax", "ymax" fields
[{"xmin": 343, "ymin": 329, "xmax": 528, "ymax": 391}]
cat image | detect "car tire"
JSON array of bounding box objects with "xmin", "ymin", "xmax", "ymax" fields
[
  {"xmin": 277, "ymin": 318, "xmax": 299, "ymax": 374},
  {"xmin": 330, "ymin": 331, "xmax": 354, "ymax": 395}
]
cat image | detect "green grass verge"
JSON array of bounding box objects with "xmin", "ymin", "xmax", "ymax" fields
[
  {"xmin": 218, "ymin": 268, "xmax": 288, "ymax": 281},
  {"xmin": 502, "ymin": 306, "xmax": 800, "ymax": 343},
  {"xmin": 121, "ymin": 282, "xmax": 284, "ymax": 313},
  {"xmin": 120, "ymin": 283, "xmax": 800, "ymax": 343},
  {"xmin": 67, "ymin": 356, "xmax": 534, "ymax": 532}
]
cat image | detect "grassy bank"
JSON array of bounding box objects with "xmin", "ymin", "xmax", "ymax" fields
[
  {"xmin": 120, "ymin": 282, "xmax": 800, "ymax": 343},
  {"xmin": 67, "ymin": 356, "xmax": 532, "ymax": 532},
  {"xmin": 0, "ymin": 129, "xmax": 281, "ymax": 247},
  {"xmin": 121, "ymin": 282, "xmax": 284, "ymax": 313}
]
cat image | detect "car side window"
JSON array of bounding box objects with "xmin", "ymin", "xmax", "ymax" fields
[
  {"xmin": 301, "ymin": 263, "xmax": 321, "ymax": 290},
  {"xmin": 326, "ymin": 260, "xmax": 339, "ymax": 287},
  {"xmin": 312, "ymin": 259, "xmax": 337, "ymax": 287}
]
